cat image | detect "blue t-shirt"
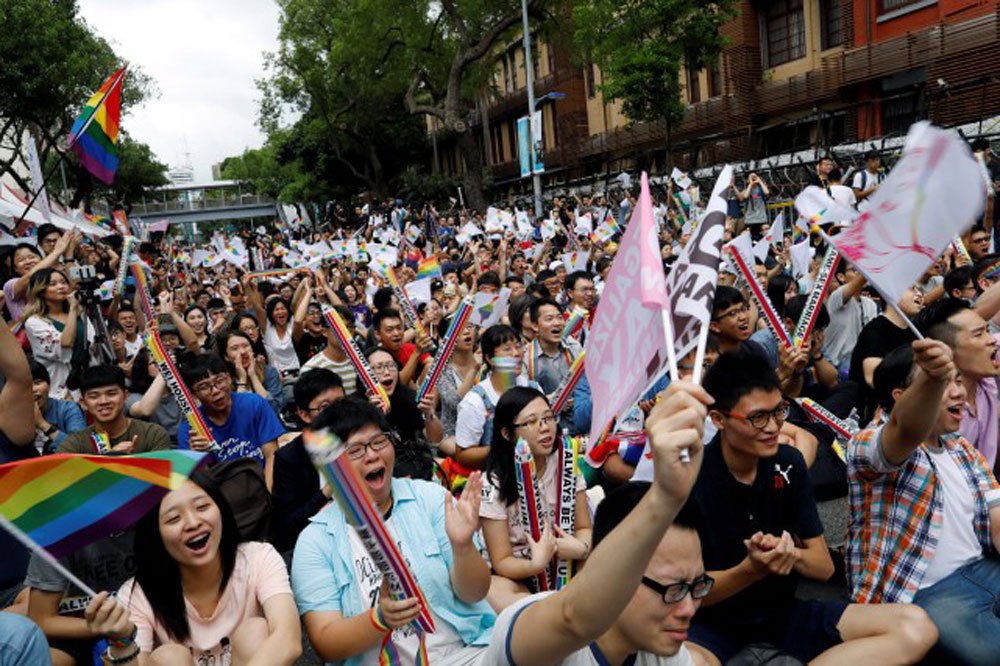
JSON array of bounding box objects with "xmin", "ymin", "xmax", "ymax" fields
[{"xmin": 177, "ymin": 392, "xmax": 285, "ymax": 466}]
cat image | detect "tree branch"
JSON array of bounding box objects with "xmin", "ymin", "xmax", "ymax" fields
[
  {"xmin": 405, "ymin": 74, "xmax": 447, "ymax": 121},
  {"xmin": 439, "ymin": 0, "xmax": 469, "ymax": 42},
  {"xmin": 460, "ymin": 0, "xmax": 545, "ymax": 68}
]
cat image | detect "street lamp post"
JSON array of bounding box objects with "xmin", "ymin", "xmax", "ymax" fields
[{"xmin": 520, "ymin": 0, "xmax": 542, "ymax": 220}]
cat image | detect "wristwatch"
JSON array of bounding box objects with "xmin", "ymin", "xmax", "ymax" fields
[{"xmin": 43, "ymin": 424, "xmax": 57, "ymax": 436}]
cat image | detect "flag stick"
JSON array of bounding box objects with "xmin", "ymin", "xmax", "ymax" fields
[
  {"xmin": 691, "ymin": 325, "xmax": 711, "ymax": 385},
  {"xmin": 0, "ymin": 513, "xmax": 98, "ymax": 598},
  {"xmin": 817, "ymin": 229, "xmax": 924, "ymax": 340},
  {"xmin": 659, "ymin": 308, "xmax": 691, "ymax": 463},
  {"xmin": 14, "ymin": 65, "xmax": 129, "ymax": 234}
]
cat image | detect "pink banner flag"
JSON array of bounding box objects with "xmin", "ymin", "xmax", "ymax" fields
[
  {"xmin": 584, "ymin": 173, "xmax": 669, "ymax": 443},
  {"xmin": 819, "ymin": 122, "xmax": 984, "ymax": 306}
]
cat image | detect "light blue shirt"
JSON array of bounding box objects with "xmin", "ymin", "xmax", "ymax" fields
[
  {"xmin": 291, "ymin": 477, "xmax": 495, "ymax": 666},
  {"xmin": 43, "ymin": 398, "xmax": 86, "ymax": 449}
]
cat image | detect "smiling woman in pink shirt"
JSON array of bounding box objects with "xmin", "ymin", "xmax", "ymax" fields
[{"xmin": 83, "ymin": 472, "xmax": 301, "ymax": 665}]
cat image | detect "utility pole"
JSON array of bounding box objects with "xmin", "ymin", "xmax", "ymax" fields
[{"xmin": 521, "ymin": 0, "xmax": 542, "ymax": 220}]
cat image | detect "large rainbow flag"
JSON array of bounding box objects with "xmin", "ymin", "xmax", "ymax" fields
[
  {"xmin": 0, "ymin": 451, "xmax": 205, "ymax": 558},
  {"xmin": 68, "ymin": 67, "xmax": 127, "ymax": 184}
]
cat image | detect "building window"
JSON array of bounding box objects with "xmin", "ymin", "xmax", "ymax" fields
[
  {"xmin": 881, "ymin": 91, "xmax": 921, "ymax": 134},
  {"xmin": 585, "ymin": 62, "xmax": 596, "ymax": 98},
  {"xmin": 820, "ymin": 0, "xmax": 843, "ymax": 49},
  {"xmin": 502, "ymin": 56, "xmax": 512, "ymax": 94},
  {"xmin": 877, "ymin": 0, "xmax": 925, "ymax": 13},
  {"xmin": 762, "ymin": 0, "xmax": 806, "ymax": 67},
  {"xmin": 547, "ymin": 43, "xmax": 557, "ymax": 75},
  {"xmin": 687, "ymin": 67, "xmax": 701, "ymax": 103},
  {"xmin": 708, "ymin": 60, "xmax": 723, "ymax": 97}
]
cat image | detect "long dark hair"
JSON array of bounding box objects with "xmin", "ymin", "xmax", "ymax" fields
[
  {"xmin": 484, "ymin": 386, "xmax": 554, "ymax": 506},
  {"xmin": 131, "ymin": 471, "xmax": 242, "ymax": 643}
]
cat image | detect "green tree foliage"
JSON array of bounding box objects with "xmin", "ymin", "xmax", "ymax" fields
[
  {"xmin": 0, "ymin": 0, "xmax": 160, "ymax": 207},
  {"xmin": 572, "ymin": 0, "xmax": 736, "ymax": 128},
  {"xmin": 259, "ymin": 0, "xmax": 542, "ymax": 209}
]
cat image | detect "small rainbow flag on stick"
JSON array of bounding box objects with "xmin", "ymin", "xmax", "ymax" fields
[
  {"xmin": 68, "ymin": 67, "xmax": 127, "ymax": 184},
  {"xmin": 0, "ymin": 451, "xmax": 205, "ymax": 595},
  {"xmin": 416, "ymin": 256, "xmax": 442, "ymax": 280}
]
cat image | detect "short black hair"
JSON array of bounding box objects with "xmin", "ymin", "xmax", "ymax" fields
[
  {"xmin": 36, "ymin": 223, "xmax": 61, "ymax": 241},
  {"xmin": 702, "ymin": 351, "xmax": 781, "ymax": 413},
  {"xmin": 179, "ymin": 353, "xmax": 230, "ymax": 388},
  {"xmin": 873, "ymin": 343, "xmax": 917, "ymax": 412},
  {"xmin": 565, "ymin": 270, "xmax": 594, "ymax": 292},
  {"xmin": 592, "ymin": 482, "xmax": 701, "ymax": 547},
  {"xmin": 478, "ymin": 271, "xmax": 501, "ymax": 290},
  {"xmin": 914, "ymin": 297, "xmax": 971, "ymax": 346},
  {"xmin": 373, "ymin": 287, "xmax": 395, "ymax": 311},
  {"xmin": 206, "ymin": 297, "xmax": 226, "ymax": 311},
  {"xmin": 529, "ymin": 297, "xmax": 561, "ymax": 323},
  {"xmin": 293, "ymin": 368, "xmax": 345, "ymax": 411},
  {"xmin": 79, "ymin": 364, "xmax": 127, "ymax": 392},
  {"xmin": 504, "ymin": 275, "xmax": 524, "ymax": 287},
  {"xmin": 784, "ymin": 295, "xmax": 829, "ymax": 331},
  {"xmin": 535, "ymin": 268, "xmax": 556, "ymax": 284},
  {"xmin": 864, "ymin": 149, "xmax": 881, "ymax": 161},
  {"xmin": 310, "ymin": 396, "xmax": 392, "ymax": 444},
  {"xmin": 712, "ymin": 285, "xmax": 745, "ymax": 316},
  {"xmin": 29, "ymin": 359, "xmax": 50, "ymax": 384},
  {"xmin": 944, "ymin": 266, "xmax": 974, "ymax": 297},
  {"xmin": 828, "ymin": 168, "xmax": 843, "ymax": 183},
  {"xmin": 373, "ymin": 308, "xmax": 403, "ymax": 331},
  {"xmin": 481, "ymin": 324, "xmax": 520, "ymax": 366}
]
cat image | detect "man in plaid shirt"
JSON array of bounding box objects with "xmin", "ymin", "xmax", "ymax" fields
[{"xmin": 849, "ymin": 339, "xmax": 1000, "ymax": 663}]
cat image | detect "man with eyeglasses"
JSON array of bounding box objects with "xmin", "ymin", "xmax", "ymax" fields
[
  {"xmin": 708, "ymin": 286, "xmax": 770, "ymax": 359},
  {"xmin": 178, "ymin": 354, "xmax": 285, "ymax": 489},
  {"xmin": 481, "ymin": 381, "xmax": 712, "ymax": 665},
  {"xmin": 684, "ymin": 352, "xmax": 935, "ymax": 665},
  {"xmin": 271, "ymin": 369, "xmax": 347, "ymax": 553}
]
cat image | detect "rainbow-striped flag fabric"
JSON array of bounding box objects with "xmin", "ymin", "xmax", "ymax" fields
[
  {"xmin": 0, "ymin": 451, "xmax": 205, "ymax": 558},
  {"xmin": 68, "ymin": 67, "xmax": 126, "ymax": 184},
  {"xmin": 416, "ymin": 256, "xmax": 442, "ymax": 280}
]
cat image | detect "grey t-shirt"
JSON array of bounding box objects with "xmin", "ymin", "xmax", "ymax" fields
[
  {"xmin": 24, "ymin": 531, "xmax": 136, "ymax": 615},
  {"xmin": 481, "ymin": 591, "xmax": 694, "ymax": 666},
  {"xmin": 821, "ymin": 286, "xmax": 876, "ymax": 368}
]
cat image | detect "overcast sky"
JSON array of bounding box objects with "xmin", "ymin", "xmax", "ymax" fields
[{"xmin": 77, "ymin": 0, "xmax": 281, "ymax": 183}]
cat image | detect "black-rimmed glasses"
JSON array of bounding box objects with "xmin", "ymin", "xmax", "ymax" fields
[{"xmin": 641, "ymin": 574, "xmax": 714, "ymax": 603}]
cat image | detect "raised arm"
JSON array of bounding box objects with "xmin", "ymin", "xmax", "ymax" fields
[
  {"xmin": 504, "ymin": 382, "xmax": 711, "ymax": 666},
  {"xmin": 882, "ymin": 339, "xmax": 954, "ymax": 465},
  {"xmin": 10, "ymin": 232, "xmax": 74, "ymax": 300},
  {"xmin": 0, "ymin": 314, "xmax": 35, "ymax": 446}
]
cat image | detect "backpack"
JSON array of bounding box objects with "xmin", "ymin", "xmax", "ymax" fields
[{"xmin": 207, "ymin": 458, "xmax": 272, "ymax": 542}]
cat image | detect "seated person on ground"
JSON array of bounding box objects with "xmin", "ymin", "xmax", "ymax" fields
[
  {"xmin": 84, "ymin": 472, "xmax": 301, "ymax": 665},
  {"xmin": 480, "ymin": 387, "xmax": 591, "ymax": 609},
  {"xmin": 685, "ymin": 351, "xmax": 936, "ymax": 665},
  {"xmin": 850, "ymin": 340, "xmax": 1000, "ymax": 664},
  {"xmin": 291, "ymin": 398, "xmax": 496, "ymax": 665}
]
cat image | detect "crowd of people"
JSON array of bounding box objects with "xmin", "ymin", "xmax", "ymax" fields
[{"xmin": 1, "ymin": 141, "xmax": 1000, "ymax": 666}]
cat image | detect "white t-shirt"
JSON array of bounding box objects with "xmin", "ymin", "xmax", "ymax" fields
[
  {"xmin": 829, "ymin": 184, "xmax": 857, "ymax": 216},
  {"xmin": 851, "ymin": 169, "xmax": 884, "ymax": 212},
  {"xmin": 263, "ymin": 325, "xmax": 300, "ymax": 374},
  {"xmin": 455, "ymin": 376, "xmax": 536, "ymax": 449},
  {"xmin": 481, "ymin": 592, "xmax": 694, "ymax": 666},
  {"xmin": 822, "ymin": 286, "xmax": 876, "ymax": 368},
  {"xmin": 920, "ymin": 445, "xmax": 987, "ymax": 588},
  {"xmin": 347, "ymin": 521, "xmax": 473, "ymax": 664},
  {"xmin": 300, "ymin": 350, "xmax": 358, "ymax": 394}
]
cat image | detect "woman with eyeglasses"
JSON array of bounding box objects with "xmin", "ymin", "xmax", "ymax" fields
[
  {"xmin": 366, "ymin": 347, "xmax": 443, "ymax": 448},
  {"xmin": 480, "ymin": 387, "xmax": 592, "ymax": 609},
  {"xmin": 291, "ymin": 397, "xmax": 495, "ymax": 666}
]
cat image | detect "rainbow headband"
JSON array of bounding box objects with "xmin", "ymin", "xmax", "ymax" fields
[
  {"xmin": 550, "ymin": 351, "xmax": 586, "ymax": 415},
  {"xmin": 144, "ymin": 331, "xmax": 218, "ymax": 447},
  {"xmin": 793, "ymin": 246, "xmax": 838, "ymax": 347},
  {"xmin": 515, "ymin": 437, "xmax": 550, "ymax": 591},
  {"xmin": 417, "ymin": 297, "xmax": 474, "ymax": 403},
  {"xmin": 321, "ymin": 306, "xmax": 391, "ymax": 412},
  {"xmin": 302, "ymin": 428, "xmax": 436, "ymax": 633},
  {"xmin": 726, "ymin": 245, "xmax": 792, "ymax": 348}
]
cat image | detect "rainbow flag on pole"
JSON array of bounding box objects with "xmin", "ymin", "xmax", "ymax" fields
[
  {"xmin": 0, "ymin": 451, "xmax": 205, "ymax": 558},
  {"xmin": 416, "ymin": 256, "xmax": 442, "ymax": 280},
  {"xmin": 68, "ymin": 67, "xmax": 127, "ymax": 184}
]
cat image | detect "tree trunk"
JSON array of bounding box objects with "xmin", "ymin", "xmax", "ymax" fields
[{"xmin": 456, "ymin": 129, "xmax": 486, "ymax": 211}]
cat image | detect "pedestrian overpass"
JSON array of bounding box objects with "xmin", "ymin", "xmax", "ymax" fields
[{"xmin": 131, "ymin": 180, "xmax": 277, "ymax": 230}]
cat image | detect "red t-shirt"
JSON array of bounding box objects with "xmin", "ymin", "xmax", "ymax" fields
[{"xmin": 396, "ymin": 342, "xmax": 431, "ymax": 367}]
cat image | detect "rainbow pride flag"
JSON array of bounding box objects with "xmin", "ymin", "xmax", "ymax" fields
[
  {"xmin": 0, "ymin": 451, "xmax": 205, "ymax": 558},
  {"xmin": 68, "ymin": 67, "xmax": 127, "ymax": 184},
  {"xmin": 416, "ymin": 256, "xmax": 442, "ymax": 280}
]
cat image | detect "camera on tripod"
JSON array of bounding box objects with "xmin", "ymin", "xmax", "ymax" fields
[{"xmin": 68, "ymin": 265, "xmax": 103, "ymax": 306}]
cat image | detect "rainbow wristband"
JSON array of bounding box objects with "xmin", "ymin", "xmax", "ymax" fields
[{"xmin": 369, "ymin": 606, "xmax": 391, "ymax": 633}]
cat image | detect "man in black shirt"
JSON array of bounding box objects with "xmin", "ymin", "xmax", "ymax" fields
[
  {"xmin": 271, "ymin": 368, "xmax": 346, "ymax": 553},
  {"xmin": 686, "ymin": 352, "xmax": 936, "ymax": 665},
  {"xmin": 848, "ymin": 285, "xmax": 923, "ymax": 389}
]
